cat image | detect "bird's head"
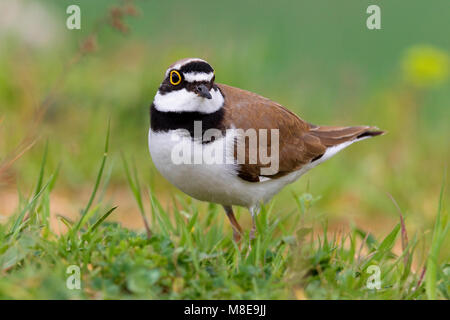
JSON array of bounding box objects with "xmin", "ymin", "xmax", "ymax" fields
[{"xmin": 153, "ymin": 58, "xmax": 224, "ymax": 113}]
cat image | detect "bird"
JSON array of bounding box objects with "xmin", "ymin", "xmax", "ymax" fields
[{"xmin": 148, "ymin": 58, "xmax": 384, "ymax": 242}]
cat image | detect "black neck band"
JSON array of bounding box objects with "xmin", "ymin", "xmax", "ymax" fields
[{"xmin": 150, "ymin": 104, "xmax": 225, "ymax": 139}]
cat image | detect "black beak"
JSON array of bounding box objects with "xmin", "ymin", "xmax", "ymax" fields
[{"xmin": 195, "ymin": 84, "xmax": 212, "ymax": 99}]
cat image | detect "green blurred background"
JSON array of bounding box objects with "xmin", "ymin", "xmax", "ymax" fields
[{"xmin": 0, "ymin": 0, "xmax": 448, "ymax": 241}]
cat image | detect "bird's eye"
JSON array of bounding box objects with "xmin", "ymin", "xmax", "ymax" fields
[{"xmin": 170, "ymin": 70, "xmax": 181, "ymax": 85}]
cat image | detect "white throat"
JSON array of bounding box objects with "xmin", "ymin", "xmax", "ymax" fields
[{"xmin": 153, "ymin": 87, "xmax": 224, "ymax": 113}]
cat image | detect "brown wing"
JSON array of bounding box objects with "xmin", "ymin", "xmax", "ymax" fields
[
  {"xmin": 218, "ymin": 83, "xmax": 322, "ymax": 181},
  {"xmin": 217, "ymin": 83, "xmax": 383, "ymax": 182}
]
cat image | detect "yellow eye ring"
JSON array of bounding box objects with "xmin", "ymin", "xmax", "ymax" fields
[{"xmin": 169, "ymin": 70, "xmax": 182, "ymax": 85}]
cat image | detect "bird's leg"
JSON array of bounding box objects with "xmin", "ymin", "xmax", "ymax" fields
[
  {"xmin": 249, "ymin": 206, "xmax": 260, "ymax": 240},
  {"xmin": 223, "ymin": 205, "xmax": 243, "ymax": 242}
]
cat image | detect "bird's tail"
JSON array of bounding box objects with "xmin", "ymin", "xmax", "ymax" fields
[
  {"xmin": 308, "ymin": 125, "xmax": 385, "ymax": 146},
  {"xmin": 306, "ymin": 125, "xmax": 385, "ymax": 163}
]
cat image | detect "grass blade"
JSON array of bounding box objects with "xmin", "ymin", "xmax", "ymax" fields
[
  {"xmin": 426, "ymin": 176, "xmax": 448, "ymax": 300},
  {"xmin": 122, "ymin": 154, "xmax": 152, "ymax": 238},
  {"xmin": 363, "ymin": 223, "xmax": 400, "ymax": 269},
  {"xmin": 81, "ymin": 120, "xmax": 110, "ymax": 217},
  {"xmin": 88, "ymin": 206, "xmax": 118, "ymax": 233},
  {"xmin": 8, "ymin": 181, "xmax": 52, "ymax": 237}
]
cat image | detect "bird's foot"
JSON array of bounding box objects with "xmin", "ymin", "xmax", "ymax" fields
[
  {"xmin": 245, "ymin": 229, "xmax": 257, "ymax": 257},
  {"xmin": 246, "ymin": 243, "xmax": 252, "ymax": 256},
  {"xmin": 249, "ymin": 228, "xmax": 256, "ymax": 240}
]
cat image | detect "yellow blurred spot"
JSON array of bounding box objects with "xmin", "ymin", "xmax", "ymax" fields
[
  {"xmin": 402, "ymin": 45, "xmax": 449, "ymax": 87},
  {"xmin": 172, "ymin": 277, "xmax": 185, "ymax": 293},
  {"xmin": 294, "ymin": 288, "xmax": 307, "ymax": 300}
]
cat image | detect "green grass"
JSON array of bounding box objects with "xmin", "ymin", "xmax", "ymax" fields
[
  {"xmin": 0, "ymin": 0, "xmax": 449, "ymax": 300},
  {"xmin": 0, "ymin": 134, "xmax": 447, "ymax": 299}
]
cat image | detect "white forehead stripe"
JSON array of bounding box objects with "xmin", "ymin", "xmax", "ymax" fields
[
  {"xmin": 183, "ymin": 72, "xmax": 214, "ymax": 83},
  {"xmin": 165, "ymin": 58, "xmax": 207, "ymax": 77}
]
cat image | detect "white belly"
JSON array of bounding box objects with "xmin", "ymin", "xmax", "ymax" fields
[{"xmin": 148, "ymin": 129, "xmax": 307, "ymax": 208}]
